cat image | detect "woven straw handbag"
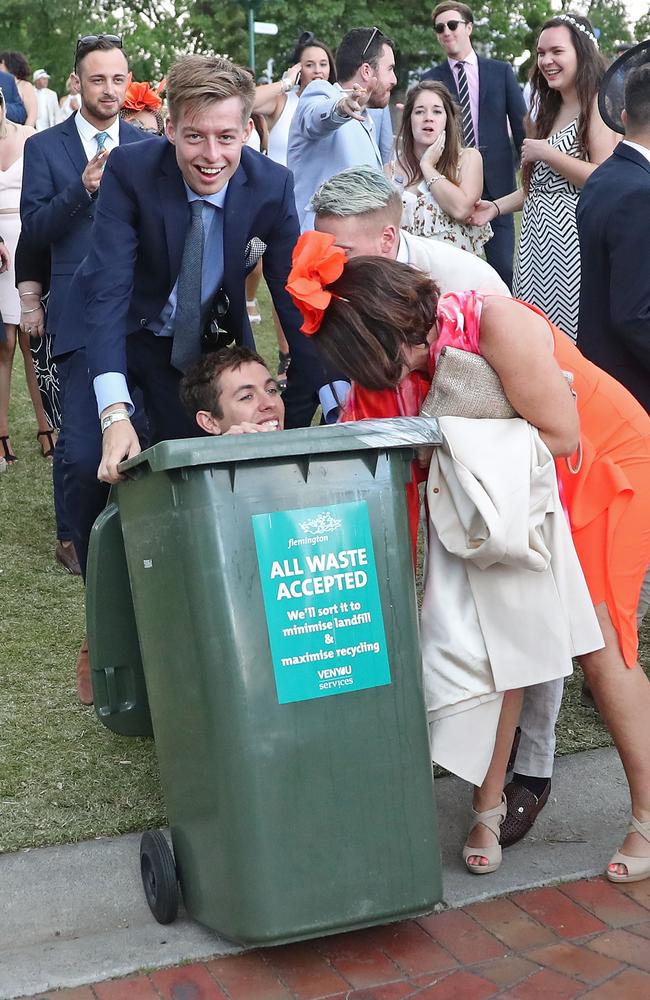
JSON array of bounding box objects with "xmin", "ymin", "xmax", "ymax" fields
[{"xmin": 420, "ymin": 346, "xmax": 517, "ymax": 419}]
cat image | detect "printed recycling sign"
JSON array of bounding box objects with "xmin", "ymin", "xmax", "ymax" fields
[{"xmin": 252, "ymin": 501, "xmax": 391, "ymax": 704}]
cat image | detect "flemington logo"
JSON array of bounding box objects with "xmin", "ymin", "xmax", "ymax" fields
[
  {"xmin": 287, "ymin": 511, "xmax": 342, "ymax": 549},
  {"xmin": 298, "ymin": 512, "xmax": 342, "ymax": 535}
]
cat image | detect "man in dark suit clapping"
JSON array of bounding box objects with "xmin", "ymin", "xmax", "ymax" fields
[
  {"xmin": 20, "ymin": 34, "xmax": 148, "ymax": 702},
  {"xmin": 577, "ymin": 64, "xmax": 650, "ymax": 413},
  {"xmin": 421, "ymin": 2, "xmax": 526, "ymax": 288}
]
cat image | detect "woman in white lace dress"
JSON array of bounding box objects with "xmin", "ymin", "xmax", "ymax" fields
[
  {"xmin": 391, "ymin": 80, "xmax": 492, "ymax": 257},
  {"xmin": 470, "ymin": 13, "xmax": 617, "ymax": 340}
]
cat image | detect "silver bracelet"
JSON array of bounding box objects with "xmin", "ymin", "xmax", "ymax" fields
[
  {"xmin": 20, "ymin": 305, "xmax": 41, "ymax": 314},
  {"xmin": 425, "ymin": 173, "xmax": 443, "ymax": 190}
]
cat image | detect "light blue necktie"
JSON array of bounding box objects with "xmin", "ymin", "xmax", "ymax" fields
[{"xmin": 94, "ymin": 131, "xmax": 109, "ymax": 152}]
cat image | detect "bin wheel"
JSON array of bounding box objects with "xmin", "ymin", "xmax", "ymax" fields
[{"xmin": 140, "ymin": 830, "xmax": 179, "ymax": 924}]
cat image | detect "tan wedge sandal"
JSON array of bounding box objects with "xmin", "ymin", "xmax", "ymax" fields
[
  {"xmin": 607, "ymin": 816, "xmax": 650, "ymax": 884},
  {"xmin": 462, "ymin": 793, "xmax": 507, "ymax": 875}
]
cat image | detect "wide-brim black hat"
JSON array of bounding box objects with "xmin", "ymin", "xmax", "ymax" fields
[{"xmin": 598, "ymin": 38, "xmax": 650, "ymax": 134}]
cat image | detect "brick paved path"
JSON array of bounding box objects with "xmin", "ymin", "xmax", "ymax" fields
[{"xmin": 21, "ymin": 876, "xmax": 650, "ymax": 999}]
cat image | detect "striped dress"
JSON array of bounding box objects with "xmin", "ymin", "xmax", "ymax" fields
[{"xmin": 513, "ymin": 119, "xmax": 583, "ymax": 342}]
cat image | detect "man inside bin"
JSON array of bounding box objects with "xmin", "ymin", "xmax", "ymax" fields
[{"xmin": 179, "ymin": 345, "xmax": 285, "ymax": 435}]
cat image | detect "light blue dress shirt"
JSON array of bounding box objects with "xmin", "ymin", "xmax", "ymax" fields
[
  {"xmin": 287, "ymin": 80, "xmax": 384, "ymax": 231},
  {"xmin": 94, "ymin": 182, "xmax": 229, "ymax": 416}
]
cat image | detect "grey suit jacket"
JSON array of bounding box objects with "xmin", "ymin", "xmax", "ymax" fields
[{"xmin": 287, "ymin": 80, "xmax": 384, "ymax": 230}]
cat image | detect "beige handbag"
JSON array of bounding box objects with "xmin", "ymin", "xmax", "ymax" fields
[
  {"xmin": 421, "ymin": 346, "xmax": 517, "ymax": 419},
  {"xmin": 421, "ymin": 347, "xmax": 582, "ymax": 472}
]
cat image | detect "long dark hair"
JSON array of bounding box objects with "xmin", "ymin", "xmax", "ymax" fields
[
  {"xmin": 396, "ymin": 80, "xmax": 462, "ymax": 187},
  {"xmin": 314, "ymin": 257, "xmax": 439, "ymax": 390},
  {"xmin": 0, "ymin": 51, "xmax": 31, "ymax": 81},
  {"xmin": 523, "ymin": 13, "xmax": 607, "ymax": 193},
  {"xmin": 292, "ymin": 33, "xmax": 337, "ymax": 85}
]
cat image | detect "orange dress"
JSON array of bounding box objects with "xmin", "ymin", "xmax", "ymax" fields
[
  {"xmin": 549, "ymin": 320, "xmax": 650, "ymax": 667},
  {"xmin": 342, "ymin": 291, "xmax": 650, "ymax": 667}
]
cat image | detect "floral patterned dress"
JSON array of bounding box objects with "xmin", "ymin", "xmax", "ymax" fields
[
  {"xmin": 391, "ymin": 158, "xmax": 493, "ymax": 257},
  {"xmin": 400, "ymin": 183, "xmax": 492, "ymax": 256}
]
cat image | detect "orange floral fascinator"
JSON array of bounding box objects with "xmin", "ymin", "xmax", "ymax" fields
[
  {"xmin": 286, "ymin": 231, "xmax": 347, "ymax": 334},
  {"xmin": 122, "ymin": 81, "xmax": 163, "ymax": 112}
]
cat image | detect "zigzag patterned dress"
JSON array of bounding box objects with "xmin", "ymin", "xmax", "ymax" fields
[{"xmin": 513, "ymin": 119, "xmax": 582, "ymax": 341}]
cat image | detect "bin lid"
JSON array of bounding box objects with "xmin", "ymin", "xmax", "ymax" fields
[{"xmin": 119, "ymin": 416, "xmax": 442, "ymax": 475}]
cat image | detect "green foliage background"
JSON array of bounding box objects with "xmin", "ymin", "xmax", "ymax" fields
[{"xmin": 0, "ymin": 0, "xmax": 647, "ymax": 94}]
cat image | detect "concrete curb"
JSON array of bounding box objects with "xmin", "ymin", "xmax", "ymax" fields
[{"xmin": 0, "ymin": 746, "xmax": 630, "ymax": 999}]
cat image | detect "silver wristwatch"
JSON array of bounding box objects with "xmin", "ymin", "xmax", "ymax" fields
[{"xmin": 101, "ymin": 410, "xmax": 131, "ymax": 434}]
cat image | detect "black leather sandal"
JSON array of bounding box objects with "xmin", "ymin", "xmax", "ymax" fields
[
  {"xmin": 36, "ymin": 429, "xmax": 56, "ymax": 459},
  {"xmin": 0, "ymin": 435, "xmax": 17, "ymax": 463}
]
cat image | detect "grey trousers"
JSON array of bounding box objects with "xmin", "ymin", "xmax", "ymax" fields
[{"xmin": 513, "ymin": 564, "xmax": 650, "ymax": 778}]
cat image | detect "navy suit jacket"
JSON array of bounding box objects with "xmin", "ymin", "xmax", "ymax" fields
[
  {"xmin": 421, "ymin": 56, "xmax": 526, "ymax": 200},
  {"xmin": 0, "ymin": 69, "xmax": 26, "ymax": 123},
  {"xmin": 19, "ymin": 113, "xmax": 145, "ymax": 353},
  {"xmin": 576, "ymin": 143, "xmax": 650, "ymax": 412},
  {"xmin": 80, "ymin": 139, "xmax": 313, "ymax": 392}
]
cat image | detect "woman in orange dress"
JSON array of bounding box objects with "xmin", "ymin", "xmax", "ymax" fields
[{"xmin": 286, "ymin": 232, "xmax": 650, "ymax": 883}]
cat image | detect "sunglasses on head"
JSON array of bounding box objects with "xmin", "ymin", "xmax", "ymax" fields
[
  {"xmin": 75, "ymin": 33, "xmax": 123, "ymax": 55},
  {"xmin": 361, "ymin": 26, "xmax": 382, "ymax": 58},
  {"xmin": 434, "ymin": 19, "xmax": 467, "ymax": 33},
  {"xmin": 202, "ymin": 290, "xmax": 233, "ymax": 352}
]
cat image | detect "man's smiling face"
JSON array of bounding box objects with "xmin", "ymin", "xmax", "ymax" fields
[{"xmin": 166, "ymin": 96, "xmax": 252, "ymax": 195}]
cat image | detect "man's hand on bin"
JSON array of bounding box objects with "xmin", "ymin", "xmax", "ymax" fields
[{"xmin": 98, "ymin": 404, "xmax": 141, "ymax": 483}]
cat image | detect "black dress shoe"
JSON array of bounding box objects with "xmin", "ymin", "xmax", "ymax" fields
[{"xmin": 55, "ymin": 541, "xmax": 81, "ymax": 576}]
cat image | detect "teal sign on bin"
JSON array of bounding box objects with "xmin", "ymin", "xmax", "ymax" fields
[{"xmin": 252, "ymin": 501, "xmax": 391, "ymax": 704}]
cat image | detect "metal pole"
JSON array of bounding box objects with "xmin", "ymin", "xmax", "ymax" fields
[{"xmin": 248, "ymin": 1, "xmax": 256, "ymax": 75}]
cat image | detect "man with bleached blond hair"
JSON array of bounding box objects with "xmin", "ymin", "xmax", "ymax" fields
[{"xmin": 312, "ymin": 165, "xmax": 509, "ymax": 294}]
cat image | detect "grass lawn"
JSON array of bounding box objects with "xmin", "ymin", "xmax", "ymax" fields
[{"xmin": 1, "ymin": 286, "xmax": 648, "ymax": 854}]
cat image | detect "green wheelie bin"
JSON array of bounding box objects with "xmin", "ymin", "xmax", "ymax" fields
[
  {"xmin": 86, "ymin": 499, "xmax": 153, "ymax": 737},
  {"xmin": 106, "ymin": 417, "xmax": 443, "ymax": 944}
]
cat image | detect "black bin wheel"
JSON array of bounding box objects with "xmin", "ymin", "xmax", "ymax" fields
[{"xmin": 140, "ymin": 829, "xmax": 179, "ymax": 924}]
